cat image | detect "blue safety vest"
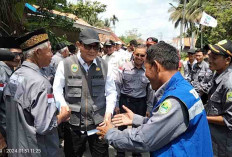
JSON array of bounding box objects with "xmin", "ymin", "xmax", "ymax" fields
[{"xmin": 151, "ymin": 72, "xmax": 213, "ymax": 157}]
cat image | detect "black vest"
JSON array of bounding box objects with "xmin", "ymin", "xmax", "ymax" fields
[{"xmin": 63, "ymin": 55, "xmax": 108, "ymax": 130}]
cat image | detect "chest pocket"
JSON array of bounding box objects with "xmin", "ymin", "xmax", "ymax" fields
[
  {"xmin": 91, "ymin": 79, "xmax": 105, "ymax": 97},
  {"xmin": 198, "ymin": 70, "xmax": 206, "ymax": 81},
  {"xmin": 67, "ymin": 78, "xmax": 82, "ymax": 98},
  {"xmin": 123, "ymin": 73, "xmax": 133, "ymax": 82},
  {"xmin": 140, "ymin": 76, "xmax": 149, "ymax": 88},
  {"xmin": 208, "ymin": 91, "xmax": 223, "ymax": 115}
]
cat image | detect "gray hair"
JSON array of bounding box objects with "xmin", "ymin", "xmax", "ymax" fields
[
  {"xmin": 24, "ymin": 41, "xmax": 49, "ymax": 59},
  {"xmin": 58, "ymin": 47, "xmax": 68, "ymax": 54}
]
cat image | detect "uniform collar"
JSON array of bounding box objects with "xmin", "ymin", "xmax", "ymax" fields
[
  {"xmin": 129, "ymin": 60, "xmax": 145, "ymax": 71},
  {"xmin": 215, "ymin": 64, "xmax": 232, "ymax": 84},
  {"xmin": 21, "ymin": 61, "xmax": 41, "ymax": 73},
  {"xmin": 154, "ymin": 80, "xmax": 169, "ymax": 103},
  {"xmin": 0, "ymin": 61, "xmax": 13, "ymax": 76},
  {"xmin": 77, "ymin": 52, "xmax": 98, "ymax": 67},
  {"xmin": 187, "ymin": 60, "xmax": 196, "ymax": 65},
  {"xmin": 196, "ymin": 60, "xmax": 205, "ymax": 68},
  {"xmin": 55, "ymin": 52, "xmax": 63, "ymax": 58}
]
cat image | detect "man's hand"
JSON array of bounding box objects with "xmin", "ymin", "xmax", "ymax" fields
[
  {"xmin": 0, "ymin": 133, "xmax": 6, "ymax": 150},
  {"xmin": 57, "ymin": 105, "xmax": 71, "ymax": 125},
  {"xmin": 99, "ymin": 112, "xmax": 112, "ymax": 127},
  {"xmin": 112, "ymin": 105, "xmax": 134, "ymax": 127},
  {"xmin": 97, "ymin": 120, "xmax": 114, "ymax": 139},
  {"xmin": 146, "ymin": 111, "xmax": 150, "ymax": 117}
]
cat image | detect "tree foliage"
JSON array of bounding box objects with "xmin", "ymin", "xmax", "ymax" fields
[
  {"xmin": 68, "ymin": 1, "xmax": 107, "ymax": 28},
  {"xmin": 119, "ymin": 28, "xmax": 142, "ymax": 44},
  {"xmin": 199, "ymin": 0, "xmax": 232, "ymax": 45},
  {"xmin": 170, "ymin": 0, "xmax": 232, "ymax": 47}
]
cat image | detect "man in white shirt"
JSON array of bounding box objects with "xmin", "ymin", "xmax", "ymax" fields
[
  {"xmin": 102, "ymin": 40, "xmax": 116, "ymax": 64},
  {"xmin": 53, "ymin": 28, "xmax": 117, "ymax": 157}
]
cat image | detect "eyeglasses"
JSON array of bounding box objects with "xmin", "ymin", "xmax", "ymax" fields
[
  {"xmin": 135, "ymin": 53, "xmax": 146, "ymax": 57},
  {"xmin": 84, "ymin": 44, "xmax": 100, "ymax": 51},
  {"xmin": 12, "ymin": 52, "xmax": 23, "ymax": 58}
]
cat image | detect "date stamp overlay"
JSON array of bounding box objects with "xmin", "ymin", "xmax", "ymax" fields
[{"xmin": 0, "ymin": 148, "xmax": 41, "ymax": 154}]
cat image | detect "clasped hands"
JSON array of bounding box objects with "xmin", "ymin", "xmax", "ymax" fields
[{"xmin": 97, "ymin": 105, "xmax": 134, "ymax": 139}]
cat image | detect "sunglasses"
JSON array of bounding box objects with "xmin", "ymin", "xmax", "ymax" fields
[
  {"xmin": 135, "ymin": 53, "xmax": 146, "ymax": 57},
  {"xmin": 84, "ymin": 44, "xmax": 100, "ymax": 51}
]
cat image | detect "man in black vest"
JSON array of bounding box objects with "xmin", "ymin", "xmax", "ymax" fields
[{"xmin": 53, "ymin": 28, "xmax": 117, "ymax": 157}]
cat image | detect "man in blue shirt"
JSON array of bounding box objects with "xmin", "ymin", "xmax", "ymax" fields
[{"xmin": 97, "ymin": 42, "xmax": 213, "ymax": 157}]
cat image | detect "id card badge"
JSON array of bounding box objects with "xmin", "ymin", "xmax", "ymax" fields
[{"xmin": 87, "ymin": 129, "xmax": 98, "ymax": 136}]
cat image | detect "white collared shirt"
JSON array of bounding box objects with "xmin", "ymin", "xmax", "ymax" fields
[{"xmin": 53, "ymin": 52, "xmax": 117, "ymax": 114}]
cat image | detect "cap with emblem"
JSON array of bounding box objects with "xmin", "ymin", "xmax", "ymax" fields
[
  {"xmin": 104, "ymin": 40, "xmax": 115, "ymax": 46},
  {"xmin": 16, "ymin": 28, "xmax": 49, "ymax": 51},
  {"xmin": 146, "ymin": 37, "xmax": 158, "ymax": 45},
  {"xmin": 79, "ymin": 28, "xmax": 100, "ymax": 44},
  {"xmin": 0, "ymin": 37, "xmax": 20, "ymax": 49},
  {"xmin": 209, "ymin": 39, "xmax": 232, "ymax": 57}
]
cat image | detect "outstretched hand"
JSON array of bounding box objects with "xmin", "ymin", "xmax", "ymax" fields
[
  {"xmin": 97, "ymin": 120, "xmax": 114, "ymax": 139},
  {"xmin": 112, "ymin": 105, "xmax": 134, "ymax": 127}
]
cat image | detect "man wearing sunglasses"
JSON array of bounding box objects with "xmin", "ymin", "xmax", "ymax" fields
[
  {"xmin": 53, "ymin": 28, "xmax": 117, "ymax": 157},
  {"xmin": 0, "ymin": 37, "xmax": 22, "ymax": 155},
  {"xmin": 114, "ymin": 44, "xmax": 153, "ymax": 157}
]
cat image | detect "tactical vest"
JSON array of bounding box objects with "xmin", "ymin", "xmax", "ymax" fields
[
  {"xmin": 151, "ymin": 72, "xmax": 213, "ymax": 157},
  {"xmin": 63, "ymin": 55, "xmax": 108, "ymax": 129}
]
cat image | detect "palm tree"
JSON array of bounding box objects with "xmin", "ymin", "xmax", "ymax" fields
[
  {"xmin": 168, "ymin": 0, "xmax": 190, "ymax": 29},
  {"xmin": 110, "ymin": 14, "xmax": 118, "ymax": 32},
  {"xmin": 169, "ymin": 0, "xmax": 205, "ymax": 29},
  {"xmin": 104, "ymin": 18, "xmax": 111, "ymax": 27},
  {"xmin": 169, "ymin": 0, "xmax": 206, "ymax": 48}
]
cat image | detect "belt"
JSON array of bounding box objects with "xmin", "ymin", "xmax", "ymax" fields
[{"xmin": 121, "ymin": 94, "xmax": 146, "ymax": 101}]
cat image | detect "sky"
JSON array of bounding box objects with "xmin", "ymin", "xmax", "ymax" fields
[{"xmin": 67, "ymin": 0, "xmax": 180, "ymax": 42}]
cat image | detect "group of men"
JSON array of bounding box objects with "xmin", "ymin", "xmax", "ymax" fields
[{"xmin": 0, "ymin": 27, "xmax": 231, "ymax": 157}]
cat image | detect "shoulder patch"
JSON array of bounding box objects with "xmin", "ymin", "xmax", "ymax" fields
[
  {"xmin": 159, "ymin": 100, "xmax": 172, "ymax": 114},
  {"xmin": 226, "ymin": 91, "xmax": 232, "ymax": 102}
]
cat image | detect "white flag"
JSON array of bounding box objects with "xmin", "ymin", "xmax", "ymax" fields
[{"xmin": 200, "ymin": 11, "xmax": 217, "ymax": 27}]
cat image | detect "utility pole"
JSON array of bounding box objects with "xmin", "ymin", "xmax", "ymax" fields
[{"xmin": 179, "ymin": 0, "xmax": 187, "ymax": 53}]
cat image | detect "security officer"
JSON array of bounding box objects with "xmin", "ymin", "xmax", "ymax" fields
[
  {"xmin": 97, "ymin": 42, "xmax": 213, "ymax": 157},
  {"xmin": 3, "ymin": 29, "xmax": 70, "ymax": 157},
  {"xmin": 182, "ymin": 49, "xmax": 196, "ymax": 81},
  {"xmin": 53, "ymin": 28, "xmax": 117, "ymax": 157},
  {"xmin": 114, "ymin": 44, "xmax": 153, "ymax": 157},
  {"xmin": 191, "ymin": 48, "xmax": 213, "ymax": 104},
  {"xmin": 206, "ymin": 39, "xmax": 232, "ymax": 156},
  {"xmin": 0, "ymin": 37, "xmax": 22, "ymax": 154}
]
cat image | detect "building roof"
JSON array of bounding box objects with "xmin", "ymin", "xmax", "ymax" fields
[{"xmin": 32, "ymin": 4, "xmax": 111, "ymax": 35}]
